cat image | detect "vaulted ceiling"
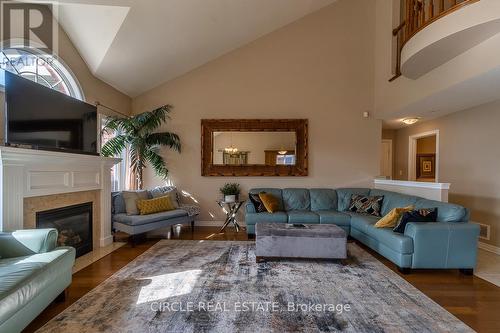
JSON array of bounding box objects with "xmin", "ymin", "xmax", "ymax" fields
[{"xmin": 57, "ymin": 0, "xmax": 337, "ymax": 97}]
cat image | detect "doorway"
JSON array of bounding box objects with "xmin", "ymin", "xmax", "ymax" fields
[{"xmin": 408, "ymin": 130, "xmax": 439, "ymax": 182}]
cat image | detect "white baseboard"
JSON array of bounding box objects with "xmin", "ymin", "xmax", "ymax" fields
[
  {"xmin": 478, "ymin": 242, "xmax": 500, "ymax": 255},
  {"xmin": 100, "ymin": 235, "xmax": 114, "ymax": 247}
]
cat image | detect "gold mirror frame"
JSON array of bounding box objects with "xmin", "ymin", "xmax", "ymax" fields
[{"xmin": 201, "ymin": 119, "xmax": 308, "ymax": 177}]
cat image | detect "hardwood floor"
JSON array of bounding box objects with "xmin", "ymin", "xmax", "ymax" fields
[{"xmin": 25, "ymin": 226, "xmax": 500, "ymax": 333}]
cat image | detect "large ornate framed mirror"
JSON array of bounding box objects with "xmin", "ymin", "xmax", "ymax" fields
[{"xmin": 201, "ymin": 119, "xmax": 308, "ymax": 176}]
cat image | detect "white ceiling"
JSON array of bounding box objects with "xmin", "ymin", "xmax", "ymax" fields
[{"xmin": 56, "ymin": 0, "xmax": 336, "ymax": 97}]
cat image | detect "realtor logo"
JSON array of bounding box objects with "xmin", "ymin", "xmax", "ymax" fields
[{"xmin": 0, "ymin": 0, "xmax": 57, "ymax": 54}]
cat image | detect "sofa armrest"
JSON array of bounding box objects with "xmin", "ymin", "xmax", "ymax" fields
[
  {"xmin": 245, "ymin": 200, "xmax": 256, "ymax": 214},
  {"xmin": 404, "ymin": 222, "xmax": 480, "ymax": 269},
  {"xmin": 0, "ymin": 228, "xmax": 58, "ymax": 259}
]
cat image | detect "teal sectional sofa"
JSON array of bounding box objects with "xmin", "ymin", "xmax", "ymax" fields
[
  {"xmin": 0, "ymin": 229, "xmax": 75, "ymax": 333},
  {"xmin": 246, "ymin": 188, "xmax": 480, "ymax": 273}
]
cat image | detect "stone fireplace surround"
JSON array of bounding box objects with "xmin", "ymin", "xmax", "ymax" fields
[{"xmin": 0, "ymin": 146, "xmax": 120, "ymax": 249}]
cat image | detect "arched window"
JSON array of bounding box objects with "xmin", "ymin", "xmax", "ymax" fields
[{"xmin": 0, "ymin": 47, "xmax": 84, "ymax": 100}]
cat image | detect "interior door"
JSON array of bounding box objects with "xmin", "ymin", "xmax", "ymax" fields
[{"xmin": 380, "ymin": 140, "xmax": 393, "ymax": 179}]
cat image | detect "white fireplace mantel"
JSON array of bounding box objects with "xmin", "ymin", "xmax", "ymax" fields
[{"xmin": 0, "ymin": 146, "xmax": 121, "ymax": 247}]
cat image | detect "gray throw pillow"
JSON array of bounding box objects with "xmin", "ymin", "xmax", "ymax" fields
[
  {"xmin": 150, "ymin": 187, "xmax": 180, "ymax": 208},
  {"xmin": 122, "ymin": 191, "xmax": 149, "ymax": 215}
]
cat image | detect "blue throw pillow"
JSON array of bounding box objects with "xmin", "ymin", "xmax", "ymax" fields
[{"xmin": 393, "ymin": 208, "xmax": 438, "ymax": 234}]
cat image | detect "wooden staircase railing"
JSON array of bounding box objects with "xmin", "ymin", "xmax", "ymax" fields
[{"xmin": 390, "ymin": 0, "xmax": 479, "ymax": 81}]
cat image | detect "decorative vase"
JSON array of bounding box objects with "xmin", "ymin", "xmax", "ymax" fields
[{"xmin": 224, "ymin": 194, "xmax": 236, "ymax": 203}]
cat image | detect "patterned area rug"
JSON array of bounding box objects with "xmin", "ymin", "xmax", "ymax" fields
[{"xmin": 38, "ymin": 240, "xmax": 473, "ymax": 333}]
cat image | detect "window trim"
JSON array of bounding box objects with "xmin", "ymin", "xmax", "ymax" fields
[{"xmin": 0, "ymin": 46, "xmax": 84, "ymax": 100}]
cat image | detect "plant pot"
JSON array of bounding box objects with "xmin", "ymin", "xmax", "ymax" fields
[{"xmin": 224, "ymin": 194, "xmax": 237, "ymax": 203}]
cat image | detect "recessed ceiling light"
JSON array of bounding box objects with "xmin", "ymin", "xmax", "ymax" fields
[{"xmin": 401, "ymin": 117, "xmax": 420, "ymax": 125}]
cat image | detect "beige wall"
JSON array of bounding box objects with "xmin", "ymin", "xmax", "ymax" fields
[
  {"xmin": 392, "ymin": 100, "xmax": 500, "ymax": 248},
  {"xmin": 133, "ymin": 0, "xmax": 381, "ymax": 222},
  {"xmin": 382, "ymin": 129, "xmax": 397, "ymax": 178},
  {"xmin": 56, "ymin": 24, "xmax": 131, "ymax": 116}
]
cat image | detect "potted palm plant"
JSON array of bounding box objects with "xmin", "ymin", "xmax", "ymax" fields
[
  {"xmin": 101, "ymin": 105, "xmax": 181, "ymax": 190},
  {"xmin": 220, "ymin": 183, "xmax": 240, "ymax": 203}
]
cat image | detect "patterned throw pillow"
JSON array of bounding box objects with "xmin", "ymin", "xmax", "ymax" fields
[
  {"xmin": 249, "ymin": 193, "xmax": 267, "ymax": 213},
  {"xmin": 393, "ymin": 208, "xmax": 438, "ymax": 234},
  {"xmin": 348, "ymin": 194, "xmax": 384, "ymax": 217},
  {"xmin": 374, "ymin": 205, "xmax": 415, "ymax": 228},
  {"xmin": 137, "ymin": 196, "xmax": 176, "ymax": 215}
]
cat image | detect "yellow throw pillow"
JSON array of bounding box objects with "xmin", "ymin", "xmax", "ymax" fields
[
  {"xmin": 374, "ymin": 205, "xmax": 415, "ymax": 228},
  {"xmin": 258, "ymin": 192, "xmax": 280, "ymax": 213},
  {"xmin": 137, "ymin": 195, "xmax": 176, "ymax": 215}
]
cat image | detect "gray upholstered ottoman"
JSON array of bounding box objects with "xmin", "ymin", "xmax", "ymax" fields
[{"xmin": 255, "ymin": 223, "xmax": 347, "ymax": 261}]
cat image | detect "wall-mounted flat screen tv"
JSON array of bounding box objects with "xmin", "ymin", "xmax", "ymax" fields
[{"xmin": 4, "ymin": 71, "xmax": 98, "ymax": 155}]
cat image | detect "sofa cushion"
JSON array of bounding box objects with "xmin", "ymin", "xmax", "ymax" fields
[
  {"xmin": 122, "ymin": 190, "xmax": 149, "ymax": 215},
  {"xmin": 245, "ymin": 212, "xmax": 288, "ymax": 226},
  {"xmin": 366, "ymin": 227, "xmax": 414, "ymax": 254},
  {"xmin": 415, "ymin": 198, "xmax": 467, "ymax": 222},
  {"xmin": 113, "ymin": 209, "xmax": 188, "ymax": 226},
  {"xmin": 310, "ymin": 189, "xmax": 338, "ymax": 211},
  {"xmin": 282, "ymin": 188, "xmax": 311, "ymax": 211},
  {"xmin": 249, "ymin": 188, "xmax": 284, "ymax": 211},
  {"xmin": 0, "ymin": 247, "xmax": 75, "ymax": 325},
  {"xmin": 369, "ymin": 189, "xmax": 419, "ymax": 216},
  {"xmin": 149, "ymin": 186, "xmax": 180, "ymax": 208},
  {"xmin": 111, "ymin": 192, "xmax": 126, "ymax": 214},
  {"xmin": 337, "ymin": 188, "xmax": 370, "ymax": 211},
  {"xmin": 349, "ymin": 213, "xmax": 380, "ymax": 233},
  {"xmin": 316, "ymin": 211, "xmax": 351, "ymax": 226},
  {"xmin": 349, "ymin": 213, "xmax": 413, "ymax": 254},
  {"xmin": 287, "ymin": 211, "xmax": 319, "ymax": 224}
]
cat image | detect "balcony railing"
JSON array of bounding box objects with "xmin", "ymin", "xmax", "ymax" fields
[{"xmin": 391, "ymin": 0, "xmax": 479, "ymax": 81}]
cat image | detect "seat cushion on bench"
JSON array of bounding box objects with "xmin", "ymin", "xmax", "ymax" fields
[
  {"xmin": 113, "ymin": 209, "xmax": 188, "ymax": 226},
  {"xmin": 315, "ymin": 211, "xmax": 351, "ymax": 226},
  {"xmin": 245, "ymin": 212, "xmax": 288, "ymax": 226},
  {"xmin": 287, "ymin": 211, "xmax": 319, "ymax": 224}
]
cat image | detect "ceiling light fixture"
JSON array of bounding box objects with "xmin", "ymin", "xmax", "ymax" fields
[
  {"xmin": 278, "ymin": 150, "xmax": 288, "ymax": 155},
  {"xmin": 401, "ymin": 117, "xmax": 420, "ymax": 125}
]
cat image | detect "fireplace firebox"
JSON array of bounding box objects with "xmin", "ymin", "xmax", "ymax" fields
[{"xmin": 36, "ymin": 202, "xmax": 93, "ymax": 258}]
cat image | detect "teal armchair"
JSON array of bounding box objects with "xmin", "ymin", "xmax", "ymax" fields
[{"xmin": 0, "ymin": 228, "xmax": 75, "ymax": 333}]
